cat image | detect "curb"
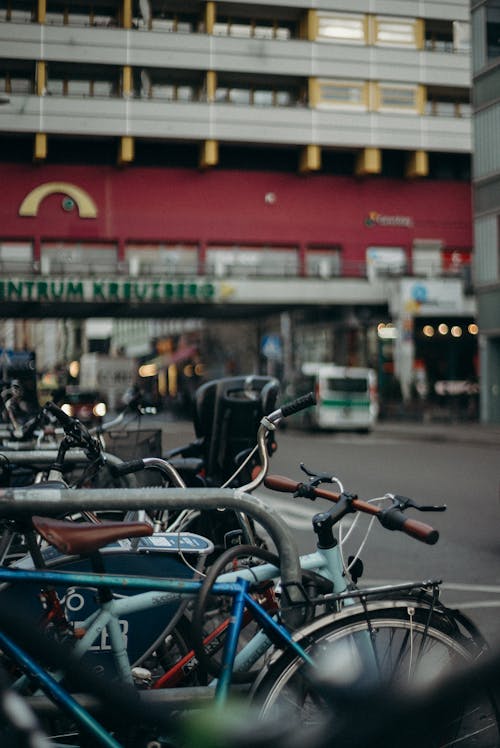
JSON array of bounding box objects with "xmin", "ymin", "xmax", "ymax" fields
[{"xmin": 374, "ymin": 421, "xmax": 500, "ymax": 447}]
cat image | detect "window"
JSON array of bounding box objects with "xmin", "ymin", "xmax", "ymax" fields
[
  {"xmin": 317, "ymin": 79, "xmax": 366, "ymax": 108},
  {"xmin": 205, "ymin": 246, "xmax": 298, "ymax": 277},
  {"xmin": 125, "ymin": 244, "xmax": 198, "ymax": 276},
  {"xmin": 253, "ymin": 90, "xmax": 273, "ymax": 106},
  {"xmin": 442, "ymin": 249, "xmax": 472, "ymax": 276},
  {"xmin": 487, "ymin": 1, "xmax": 500, "ymax": 61},
  {"xmin": 374, "ymin": 16, "xmax": 419, "ymax": 47},
  {"xmin": 326, "ymin": 377, "xmax": 368, "ymax": 394},
  {"xmin": 426, "ymin": 87, "xmax": 470, "ymax": 118},
  {"xmin": 41, "ymin": 242, "xmax": 118, "ymax": 275},
  {"xmin": 137, "ymin": 69, "xmax": 203, "ymax": 102},
  {"xmin": 317, "ymin": 13, "xmax": 366, "ymax": 43},
  {"xmin": 46, "ymin": 62, "xmax": 118, "ymax": 98},
  {"xmin": 67, "ymin": 80, "xmax": 91, "ymax": 96},
  {"xmin": 214, "ymin": 16, "xmax": 293, "ymax": 40},
  {"xmin": 377, "ymin": 83, "xmax": 419, "ymax": 112},
  {"xmin": 412, "ymin": 240, "xmax": 442, "ymax": 277},
  {"xmin": 228, "ymin": 88, "xmax": 251, "ymax": 105},
  {"xmin": 0, "ymin": 242, "xmax": 33, "ymax": 273},
  {"xmin": 8, "ymin": 77, "xmax": 33, "ymax": 94},
  {"xmin": 453, "ymin": 21, "xmax": 470, "ymax": 52},
  {"xmin": 216, "ymin": 83, "xmax": 295, "ymax": 107},
  {"xmin": 366, "ymin": 247, "xmax": 406, "ymax": 280},
  {"xmin": 305, "ymin": 248, "xmax": 341, "ymax": 278},
  {"xmin": 5, "ymin": 9, "xmax": 33, "ymax": 22}
]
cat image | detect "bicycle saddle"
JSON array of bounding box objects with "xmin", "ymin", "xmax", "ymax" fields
[{"xmin": 31, "ymin": 516, "xmax": 153, "ymax": 555}]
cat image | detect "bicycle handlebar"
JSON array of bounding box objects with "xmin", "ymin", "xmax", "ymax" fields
[
  {"xmin": 235, "ymin": 392, "xmax": 316, "ymax": 493},
  {"xmin": 109, "ymin": 456, "xmax": 186, "ymax": 487},
  {"xmin": 264, "ymin": 475, "xmax": 439, "ymax": 545},
  {"xmin": 44, "ymin": 401, "xmax": 100, "ymax": 457},
  {"xmin": 279, "ymin": 392, "xmax": 317, "ymax": 419}
]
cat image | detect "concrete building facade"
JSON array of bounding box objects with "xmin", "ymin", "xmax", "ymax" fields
[{"xmin": 0, "ymin": 0, "xmax": 478, "ymax": 414}]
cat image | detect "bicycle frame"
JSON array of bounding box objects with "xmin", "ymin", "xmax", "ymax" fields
[
  {"xmin": 0, "ymin": 537, "xmax": 346, "ymax": 684},
  {"xmin": 0, "ymin": 565, "xmax": 315, "ymax": 747}
]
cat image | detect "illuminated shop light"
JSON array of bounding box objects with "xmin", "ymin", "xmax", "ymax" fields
[
  {"xmin": 422, "ymin": 325, "xmax": 434, "ymax": 337},
  {"xmin": 377, "ymin": 323, "xmax": 398, "ymax": 339},
  {"xmin": 438, "ymin": 323, "xmax": 449, "ymax": 335},
  {"xmin": 451, "ymin": 326, "xmax": 462, "ymax": 338},
  {"xmin": 138, "ymin": 363, "xmax": 158, "ymax": 378},
  {"xmin": 468, "ymin": 323, "xmax": 479, "ymax": 335}
]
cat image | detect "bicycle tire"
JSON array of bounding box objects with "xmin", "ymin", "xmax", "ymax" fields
[
  {"xmin": 250, "ymin": 599, "xmax": 500, "ymax": 747},
  {"xmin": 192, "ymin": 544, "xmax": 280, "ymax": 684}
]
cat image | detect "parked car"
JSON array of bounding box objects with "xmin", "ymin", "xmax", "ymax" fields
[
  {"xmin": 285, "ymin": 363, "xmax": 378, "ymax": 432},
  {"xmin": 60, "ymin": 387, "xmax": 107, "ymax": 424}
]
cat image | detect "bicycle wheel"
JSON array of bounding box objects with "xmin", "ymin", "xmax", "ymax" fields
[{"xmin": 251, "ymin": 599, "xmax": 499, "ymax": 747}]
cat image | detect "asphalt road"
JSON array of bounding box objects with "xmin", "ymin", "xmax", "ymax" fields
[{"xmin": 153, "ymin": 414, "xmax": 500, "ymax": 647}]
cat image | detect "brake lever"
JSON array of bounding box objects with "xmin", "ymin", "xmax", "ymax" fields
[
  {"xmin": 299, "ymin": 462, "xmax": 339, "ymax": 488},
  {"xmin": 389, "ymin": 494, "xmax": 447, "ymax": 513}
]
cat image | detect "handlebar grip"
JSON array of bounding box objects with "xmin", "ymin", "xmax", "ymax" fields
[
  {"xmin": 45, "ymin": 400, "xmax": 76, "ymax": 429},
  {"xmin": 378, "ymin": 509, "xmax": 439, "ymax": 545},
  {"xmin": 109, "ymin": 459, "xmax": 146, "ymax": 477},
  {"xmin": 280, "ymin": 392, "xmax": 316, "ymax": 418},
  {"xmin": 264, "ymin": 475, "xmax": 300, "ymax": 493}
]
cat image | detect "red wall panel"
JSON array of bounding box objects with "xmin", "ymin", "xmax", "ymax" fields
[{"xmin": 0, "ymin": 164, "xmax": 472, "ymax": 262}]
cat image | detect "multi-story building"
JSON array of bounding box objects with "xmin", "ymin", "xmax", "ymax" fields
[
  {"xmin": 471, "ymin": 0, "xmax": 500, "ymax": 424},
  {"xmin": 0, "ymin": 0, "xmax": 477, "ymax": 414}
]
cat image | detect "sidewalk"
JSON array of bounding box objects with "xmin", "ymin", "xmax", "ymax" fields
[
  {"xmin": 159, "ymin": 412, "xmax": 500, "ymax": 448},
  {"xmin": 374, "ymin": 418, "xmax": 500, "ymax": 447}
]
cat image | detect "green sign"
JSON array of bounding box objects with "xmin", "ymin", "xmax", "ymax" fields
[{"xmin": 0, "ymin": 279, "xmax": 216, "ymax": 303}]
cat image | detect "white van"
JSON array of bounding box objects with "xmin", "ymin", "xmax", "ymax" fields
[{"xmin": 288, "ymin": 363, "xmax": 379, "ymax": 432}]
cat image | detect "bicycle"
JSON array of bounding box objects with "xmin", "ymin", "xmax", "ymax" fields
[
  {"xmin": 0, "ymin": 394, "xmax": 497, "ymax": 746},
  {"xmin": 1, "ymin": 485, "xmax": 496, "ymax": 747}
]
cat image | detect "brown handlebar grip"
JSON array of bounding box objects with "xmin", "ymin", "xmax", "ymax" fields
[
  {"xmin": 264, "ymin": 475, "xmax": 300, "ymax": 493},
  {"xmin": 403, "ymin": 517, "xmax": 439, "ymax": 545}
]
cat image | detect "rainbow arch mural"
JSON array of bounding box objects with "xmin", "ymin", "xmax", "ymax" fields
[{"xmin": 18, "ymin": 182, "xmax": 98, "ymax": 218}]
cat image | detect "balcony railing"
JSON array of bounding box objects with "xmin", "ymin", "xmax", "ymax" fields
[{"xmin": 0, "ymin": 257, "xmax": 473, "ymax": 284}]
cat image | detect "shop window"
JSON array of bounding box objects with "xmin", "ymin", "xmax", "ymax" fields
[
  {"xmin": 125, "ymin": 244, "xmax": 198, "ymax": 276},
  {"xmin": 412, "ymin": 241, "xmax": 442, "ymax": 277},
  {"xmin": 442, "ymin": 249, "xmax": 472, "ymax": 276},
  {"xmin": 41, "ymin": 242, "xmax": 118, "ymax": 275},
  {"xmin": 206, "ymin": 246, "xmax": 298, "ymax": 277},
  {"xmin": 0, "ymin": 242, "xmax": 33, "ymax": 273},
  {"xmin": 305, "ymin": 248, "xmax": 341, "ymax": 278},
  {"xmin": 374, "ymin": 16, "xmax": 419, "ymax": 47},
  {"xmin": 317, "ymin": 79, "xmax": 366, "ymax": 108},
  {"xmin": 317, "ymin": 12, "xmax": 366, "ymax": 43},
  {"xmin": 366, "ymin": 247, "xmax": 406, "ymax": 280}
]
